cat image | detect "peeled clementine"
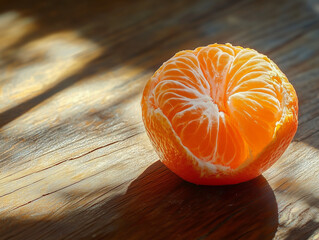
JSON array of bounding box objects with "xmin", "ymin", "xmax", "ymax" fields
[{"xmin": 141, "ymin": 43, "xmax": 298, "ymax": 185}]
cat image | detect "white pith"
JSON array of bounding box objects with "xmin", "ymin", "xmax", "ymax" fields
[{"xmin": 148, "ymin": 44, "xmax": 291, "ymax": 172}]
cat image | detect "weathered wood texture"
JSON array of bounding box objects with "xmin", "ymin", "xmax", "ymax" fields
[{"xmin": 0, "ymin": 0, "xmax": 319, "ymax": 239}]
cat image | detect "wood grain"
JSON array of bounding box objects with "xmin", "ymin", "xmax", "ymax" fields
[{"xmin": 0, "ymin": 0, "xmax": 319, "ymax": 239}]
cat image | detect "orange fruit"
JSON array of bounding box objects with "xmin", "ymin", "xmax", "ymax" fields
[{"xmin": 141, "ymin": 43, "xmax": 298, "ymax": 185}]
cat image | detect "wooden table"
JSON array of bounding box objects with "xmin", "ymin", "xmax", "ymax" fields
[{"xmin": 1, "ymin": 0, "xmax": 319, "ymax": 239}]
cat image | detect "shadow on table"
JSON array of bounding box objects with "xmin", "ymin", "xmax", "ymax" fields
[
  {"xmin": 3, "ymin": 161, "xmax": 319, "ymax": 239},
  {"xmin": 104, "ymin": 160, "xmax": 278, "ymax": 239}
]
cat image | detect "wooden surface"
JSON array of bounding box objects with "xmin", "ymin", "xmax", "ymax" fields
[{"xmin": 0, "ymin": 0, "xmax": 319, "ymax": 239}]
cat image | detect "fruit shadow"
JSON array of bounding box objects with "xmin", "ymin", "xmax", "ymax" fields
[{"xmin": 106, "ymin": 160, "xmax": 278, "ymax": 240}]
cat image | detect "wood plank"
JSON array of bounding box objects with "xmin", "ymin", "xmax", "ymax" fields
[{"xmin": 0, "ymin": 0, "xmax": 319, "ymax": 239}]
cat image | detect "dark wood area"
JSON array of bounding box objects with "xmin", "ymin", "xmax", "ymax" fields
[{"xmin": 0, "ymin": 0, "xmax": 319, "ymax": 239}]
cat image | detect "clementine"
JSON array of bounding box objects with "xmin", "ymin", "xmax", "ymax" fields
[{"xmin": 141, "ymin": 43, "xmax": 298, "ymax": 185}]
